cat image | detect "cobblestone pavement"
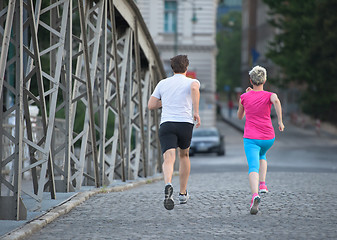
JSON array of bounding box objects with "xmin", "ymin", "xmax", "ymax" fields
[{"xmin": 27, "ymin": 171, "xmax": 337, "ymax": 240}]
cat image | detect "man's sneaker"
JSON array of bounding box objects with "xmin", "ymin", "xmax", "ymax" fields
[
  {"xmin": 259, "ymin": 184, "xmax": 269, "ymax": 193},
  {"xmin": 164, "ymin": 184, "xmax": 174, "ymax": 210},
  {"xmin": 250, "ymin": 193, "xmax": 261, "ymax": 215},
  {"xmin": 179, "ymin": 191, "xmax": 189, "ymax": 204}
]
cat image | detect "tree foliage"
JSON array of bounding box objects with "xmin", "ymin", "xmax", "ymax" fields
[
  {"xmin": 263, "ymin": 0, "xmax": 337, "ymax": 122},
  {"xmin": 216, "ymin": 11, "xmax": 242, "ymax": 95}
]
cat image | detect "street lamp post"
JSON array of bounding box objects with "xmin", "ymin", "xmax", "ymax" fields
[{"xmin": 173, "ymin": 0, "xmax": 202, "ymax": 56}]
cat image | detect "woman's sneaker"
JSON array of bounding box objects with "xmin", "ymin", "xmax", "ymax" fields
[
  {"xmin": 179, "ymin": 191, "xmax": 189, "ymax": 204},
  {"xmin": 250, "ymin": 193, "xmax": 260, "ymax": 215},
  {"xmin": 164, "ymin": 184, "xmax": 174, "ymax": 210},
  {"xmin": 259, "ymin": 184, "xmax": 269, "ymax": 193}
]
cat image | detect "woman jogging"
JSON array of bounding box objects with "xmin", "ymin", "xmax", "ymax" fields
[{"xmin": 237, "ymin": 65, "xmax": 284, "ymax": 214}]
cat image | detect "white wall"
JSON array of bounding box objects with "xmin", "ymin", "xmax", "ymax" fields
[{"xmin": 137, "ymin": 0, "xmax": 218, "ymax": 127}]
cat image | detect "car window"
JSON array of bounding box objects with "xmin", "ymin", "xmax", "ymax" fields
[{"xmin": 193, "ymin": 129, "xmax": 218, "ymax": 137}]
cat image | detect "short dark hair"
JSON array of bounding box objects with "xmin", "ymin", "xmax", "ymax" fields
[{"xmin": 170, "ymin": 55, "xmax": 189, "ymax": 73}]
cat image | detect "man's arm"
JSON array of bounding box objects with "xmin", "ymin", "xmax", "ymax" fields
[
  {"xmin": 191, "ymin": 81, "xmax": 201, "ymax": 128},
  {"xmin": 270, "ymin": 93, "xmax": 284, "ymax": 131},
  {"xmin": 148, "ymin": 96, "xmax": 162, "ymax": 110}
]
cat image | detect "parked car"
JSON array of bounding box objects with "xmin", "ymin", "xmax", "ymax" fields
[{"xmin": 189, "ymin": 127, "xmax": 225, "ymax": 156}]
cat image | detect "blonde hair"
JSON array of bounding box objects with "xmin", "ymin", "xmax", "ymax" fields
[{"xmin": 249, "ymin": 65, "xmax": 267, "ymax": 86}]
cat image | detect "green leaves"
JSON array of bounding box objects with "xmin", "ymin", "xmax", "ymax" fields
[
  {"xmin": 216, "ymin": 11, "xmax": 242, "ymax": 93},
  {"xmin": 263, "ymin": 0, "xmax": 337, "ymax": 122}
]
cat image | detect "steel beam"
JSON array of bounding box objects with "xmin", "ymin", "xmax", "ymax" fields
[
  {"xmin": 0, "ymin": 0, "xmax": 165, "ymax": 219},
  {"xmin": 0, "ymin": 0, "xmax": 15, "ymax": 100}
]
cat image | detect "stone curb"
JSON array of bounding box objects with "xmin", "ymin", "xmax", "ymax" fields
[{"xmin": 1, "ymin": 174, "xmax": 165, "ymax": 240}]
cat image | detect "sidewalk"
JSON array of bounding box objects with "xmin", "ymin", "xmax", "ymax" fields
[
  {"xmin": 219, "ymin": 101, "xmax": 337, "ymax": 138},
  {"xmin": 219, "ymin": 103, "xmax": 244, "ymax": 133},
  {"xmin": 0, "ymin": 175, "xmax": 165, "ymax": 239}
]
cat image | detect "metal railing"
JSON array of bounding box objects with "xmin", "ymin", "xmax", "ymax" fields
[{"xmin": 0, "ymin": 0, "xmax": 165, "ymax": 220}]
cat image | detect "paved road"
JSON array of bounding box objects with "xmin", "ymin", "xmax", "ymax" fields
[
  {"xmin": 26, "ymin": 171, "xmax": 337, "ymax": 240},
  {"xmin": 25, "ymin": 119, "xmax": 337, "ymax": 240}
]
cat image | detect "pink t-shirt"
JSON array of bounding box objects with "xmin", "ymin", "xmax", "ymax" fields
[{"xmin": 240, "ymin": 91, "xmax": 275, "ymax": 140}]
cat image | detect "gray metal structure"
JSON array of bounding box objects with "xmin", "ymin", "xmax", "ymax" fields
[{"xmin": 0, "ymin": 0, "xmax": 165, "ymax": 220}]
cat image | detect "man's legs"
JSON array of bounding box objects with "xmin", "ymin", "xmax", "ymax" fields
[
  {"xmin": 178, "ymin": 148, "xmax": 190, "ymax": 194},
  {"xmin": 160, "ymin": 122, "xmax": 193, "ymax": 209},
  {"xmin": 162, "ymin": 148, "xmax": 176, "ymax": 184},
  {"xmin": 162, "ymin": 148, "xmax": 176, "ymax": 210}
]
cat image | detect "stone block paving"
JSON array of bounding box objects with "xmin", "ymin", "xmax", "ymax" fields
[{"xmin": 26, "ymin": 171, "xmax": 337, "ymax": 240}]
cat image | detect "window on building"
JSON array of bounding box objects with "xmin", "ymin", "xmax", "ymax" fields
[
  {"xmin": 222, "ymin": 0, "xmax": 242, "ymax": 6},
  {"xmin": 164, "ymin": 1, "xmax": 177, "ymax": 33}
]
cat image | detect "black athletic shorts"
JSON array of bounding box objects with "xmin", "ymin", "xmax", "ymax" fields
[{"xmin": 159, "ymin": 121, "xmax": 194, "ymax": 154}]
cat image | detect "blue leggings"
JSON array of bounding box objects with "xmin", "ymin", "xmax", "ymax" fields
[{"xmin": 243, "ymin": 138, "xmax": 275, "ymax": 174}]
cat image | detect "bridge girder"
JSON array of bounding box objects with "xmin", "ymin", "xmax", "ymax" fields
[{"xmin": 0, "ymin": 0, "xmax": 164, "ymax": 220}]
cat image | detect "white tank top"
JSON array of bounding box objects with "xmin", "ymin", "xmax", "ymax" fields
[{"xmin": 151, "ymin": 74, "xmax": 200, "ymax": 125}]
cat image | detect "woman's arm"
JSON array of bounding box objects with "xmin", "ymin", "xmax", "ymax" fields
[
  {"xmin": 237, "ymin": 87, "xmax": 252, "ymax": 120},
  {"xmin": 237, "ymin": 98, "xmax": 245, "ymax": 120},
  {"xmin": 270, "ymin": 93, "xmax": 284, "ymax": 131},
  {"xmin": 148, "ymin": 96, "xmax": 162, "ymax": 110}
]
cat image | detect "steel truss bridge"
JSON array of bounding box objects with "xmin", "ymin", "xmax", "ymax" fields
[{"xmin": 0, "ymin": 0, "xmax": 165, "ymax": 220}]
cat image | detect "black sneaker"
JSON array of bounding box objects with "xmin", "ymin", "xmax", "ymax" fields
[{"xmin": 164, "ymin": 184, "xmax": 174, "ymax": 210}]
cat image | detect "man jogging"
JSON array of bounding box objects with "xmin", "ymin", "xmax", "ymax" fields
[{"xmin": 148, "ymin": 55, "xmax": 201, "ymax": 210}]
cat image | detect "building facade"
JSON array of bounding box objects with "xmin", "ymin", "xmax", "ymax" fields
[
  {"xmin": 136, "ymin": 0, "xmax": 218, "ymax": 127},
  {"xmin": 217, "ymin": 0, "xmax": 242, "ymax": 31}
]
